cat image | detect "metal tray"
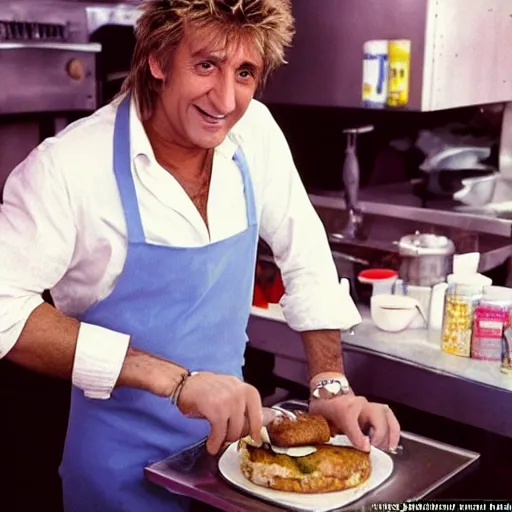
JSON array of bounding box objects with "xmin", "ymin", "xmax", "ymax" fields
[{"xmin": 145, "ymin": 430, "xmax": 480, "ymax": 511}]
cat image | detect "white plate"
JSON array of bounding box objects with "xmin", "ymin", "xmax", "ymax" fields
[{"xmin": 218, "ymin": 435, "xmax": 394, "ymax": 512}]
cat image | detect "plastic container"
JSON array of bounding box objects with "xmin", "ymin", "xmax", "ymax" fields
[
  {"xmin": 387, "ymin": 40, "xmax": 411, "ymax": 107},
  {"xmin": 472, "ymin": 286, "xmax": 512, "ymax": 362},
  {"xmin": 358, "ymin": 268, "xmax": 397, "ymax": 282},
  {"xmin": 471, "ymin": 300, "xmax": 510, "ymax": 361},
  {"xmin": 441, "ymin": 275, "xmax": 491, "ymax": 357},
  {"xmin": 362, "ymin": 40, "xmax": 388, "ymax": 108}
]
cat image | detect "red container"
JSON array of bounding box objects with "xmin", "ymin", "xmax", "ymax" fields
[{"xmin": 358, "ymin": 268, "xmax": 398, "ymax": 283}]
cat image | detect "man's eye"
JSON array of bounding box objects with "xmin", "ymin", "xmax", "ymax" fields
[
  {"xmin": 198, "ymin": 62, "xmax": 213, "ymax": 71},
  {"xmin": 238, "ymin": 69, "xmax": 251, "ymax": 79}
]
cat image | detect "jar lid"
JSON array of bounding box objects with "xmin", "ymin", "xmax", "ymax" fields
[
  {"xmin": 448, "ymin": 273, "xmax": 492, "ymax": 287},
  {"xmin": 398, "ymin": 231, "xmax": 455, "ymax": 256},
  {"xmin": 479, "ymin": 299, "xmax": 512, "ymax": 308},
  {"xmin": 447, "ymin": 273, "xmax": 491, "ymax": 297},
  {"xmin": 482, "ymin": 285, "xmax": 512, "ymax": 304},
  {"xmin": 484, "ymin": 285, "xmax": 512, "ymax": 301},
  {"xmin": 448, "ymin": 283, "xmax": 486, "ymax": 297}
]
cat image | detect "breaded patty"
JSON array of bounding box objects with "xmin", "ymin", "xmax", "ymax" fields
[
  {"xmin": 267, "ymin": 412, "xmax": 331, "ymax": 447},
  {"xmin": 239, "ymin": 442, "xmax": 371, "ymax": 494}
]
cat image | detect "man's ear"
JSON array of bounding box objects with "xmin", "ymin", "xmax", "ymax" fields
[{"xmin": 148, "ymin": 53, "xmax": 165, "ymax": 80}]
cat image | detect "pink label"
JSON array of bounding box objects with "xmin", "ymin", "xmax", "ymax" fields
[
  {"xmin": 472, "ymin": 305, "xmax": 507, "ymax": 360},
  {"xmin": 474, "ymin": 319, "xmax": 504, "ymax": 338}
]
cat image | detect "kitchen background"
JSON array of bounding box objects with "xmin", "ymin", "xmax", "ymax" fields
[
  {"xmin": 268, "ymin": 103, "xmax": 501, "ymax": 190},
  {"xmin": 1, "ymin": 0, "xmax": 511, "ymax": 510}
]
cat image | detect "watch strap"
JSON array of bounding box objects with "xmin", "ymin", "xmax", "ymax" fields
[{"xmin": 311, "ymin": 377, "xmax": 351, "ymax": 399}]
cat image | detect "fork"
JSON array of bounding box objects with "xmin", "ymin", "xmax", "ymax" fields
[{"xmin": 269, "ymin": 405, "xmax": 298, "ymax": 421}]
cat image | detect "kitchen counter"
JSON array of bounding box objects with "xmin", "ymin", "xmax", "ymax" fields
[
  {"xmin": 247, "ymin": 305, "xmax": 512, "ymax": 438},
  {"xmin": 250, "ymin": 305, "xmax": 512, "ymax": 393}
]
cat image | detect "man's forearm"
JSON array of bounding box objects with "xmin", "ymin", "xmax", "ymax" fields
[
  {"xmin": 300, "ymin": 329, "xmax": 344, "ymax": 381},
  {"xmin": 6, "ymin": 302, "xmax": 184, "ymax": 397}
]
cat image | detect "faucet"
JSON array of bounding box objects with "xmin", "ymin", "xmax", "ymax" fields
[{"xmin": 332, "ymin": 125, "xmax": 374, "ymax": 241}]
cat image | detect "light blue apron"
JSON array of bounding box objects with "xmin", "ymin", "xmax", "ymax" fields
[{"xmin": 59, "ymin": 96, "xmax": 259, "ymax": 511}]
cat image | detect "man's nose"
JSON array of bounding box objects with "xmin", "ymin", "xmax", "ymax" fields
[{"xmin": 210, "ymin": 74, "xmax": 236, "ymax": 114}]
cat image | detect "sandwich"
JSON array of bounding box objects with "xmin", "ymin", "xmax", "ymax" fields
[{"xmin": 238, "ymin": 411, "xmax": 371, "ymax": 494}]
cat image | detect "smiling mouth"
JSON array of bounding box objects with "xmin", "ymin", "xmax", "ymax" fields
[{"xmin": 194, "ymin": 105, "xmax": 227, "ymax": 123}]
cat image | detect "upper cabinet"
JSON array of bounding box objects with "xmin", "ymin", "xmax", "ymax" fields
[{"xmin": 261, "ymin": 0, "xmax": 512, "ymax": 111}]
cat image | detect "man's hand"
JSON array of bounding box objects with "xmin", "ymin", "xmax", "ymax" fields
[
  {"xmin": 309, "ymin": 394, "xmax": 401, "ymax": 453},
  {"xmin": 177, "ymin": 372, "xmax": 264, "ymax": 455},
  {"xmin": 301, "ymin": 329, "xmax": 401, "ymax": 453}
]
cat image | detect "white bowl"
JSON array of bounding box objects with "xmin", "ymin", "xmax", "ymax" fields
[
  {"xmin": 371, "ymin": 294, "xmax": 419, "ymax": 333},
  {"xmin": 453, "ymin": 173, "xmax": 498, "ymax": 206}
]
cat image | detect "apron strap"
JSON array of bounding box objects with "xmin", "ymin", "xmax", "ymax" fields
[
  {"xmin": 113, "ymin": 95, "xmax": 146, "ymax": 244},
  {"xmin": 233, "ymin": 147, "xmax": 258, "ymax": 228}
]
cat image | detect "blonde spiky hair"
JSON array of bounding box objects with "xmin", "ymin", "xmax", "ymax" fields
[{"xmin": 120, "ymin": 0, "xmax": 295, "ymax": 120}]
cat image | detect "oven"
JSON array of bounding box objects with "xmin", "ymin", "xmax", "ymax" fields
[{"xmin": 0, "ymin": 0, "xmax": 140, "ymax": 195}]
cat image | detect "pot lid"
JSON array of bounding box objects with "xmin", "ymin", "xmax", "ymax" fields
[{"xmin": 398, "ymin": 231, "xmax": 455, "ymax": 256}]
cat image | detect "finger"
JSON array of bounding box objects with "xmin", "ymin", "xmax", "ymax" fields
[
  {"xmin": 338, "ymin": 398, "xmax": 370, "ymax": 452},
  {"xmin": 225, "ymin": 399, "xmax": 246, "ymax": 443},
  {"xmin": 367, "ymin": 405, "xmax": 390, "ymax": 449},
  {"xmin": 240, "ymin": 407, "xmax": 276, "ymax": 439},
  {"xmin": 206, "ymin": 413, "xmax": 228, "ymax": 455},
  {"xmin": 245, "ymin": 386, "xmax": 263, "ymax": 444},
  {"xmin": 385, "ymin": 406, "xmax": 401, "ymax": 450},
  {"xmin": 328, "ymin": 421, "xmax": 339, "ymax": 437}
]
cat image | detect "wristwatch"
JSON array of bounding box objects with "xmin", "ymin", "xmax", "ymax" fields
[{"xmin": 311, "ymin": 375, "xmax": 351, "ymax": 400}]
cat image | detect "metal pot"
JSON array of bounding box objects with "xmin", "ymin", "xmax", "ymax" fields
[{"xmin": 398, "ymin": 231, "xmax": 455, "ymax": 287}]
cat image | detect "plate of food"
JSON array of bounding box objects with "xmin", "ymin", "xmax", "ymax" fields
[{"xmin": 218, "ymin": 412, "xmax": 394, "ymax": 512}]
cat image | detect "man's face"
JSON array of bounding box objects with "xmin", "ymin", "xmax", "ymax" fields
[{"xmin": 149, "ymin": 26, "xmax": 263, "ymax": 149}]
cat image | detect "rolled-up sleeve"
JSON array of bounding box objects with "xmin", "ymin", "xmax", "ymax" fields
[
  {"xmin": 257, "ymin": 107, "xmax": 362, "ymax": 332},
  {"xmin": 0, "ymin": 146, "xmax": 129, "ymax": 399}
]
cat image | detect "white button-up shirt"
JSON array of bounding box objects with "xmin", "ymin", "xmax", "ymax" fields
[{"xmin": 0, "ymin": 97, "xmax": 361, "ymax": 399}]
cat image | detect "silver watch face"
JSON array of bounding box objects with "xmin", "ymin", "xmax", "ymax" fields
[{"xmin": 312, "ymin": 377, "xmax": 350, "ymax": 399}]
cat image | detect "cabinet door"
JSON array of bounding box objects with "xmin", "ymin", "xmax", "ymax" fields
[{"xmin": 422, "ymin": 0, "xmax": 512, "ymax": 110}]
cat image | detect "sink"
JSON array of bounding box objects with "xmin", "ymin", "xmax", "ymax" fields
[{"xmin": 313, "ymin": 205, "xmax": 512, "ymax": 274}]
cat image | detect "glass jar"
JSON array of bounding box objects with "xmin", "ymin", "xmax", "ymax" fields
[
  {"xmin": 441, "ymin": 282, "xmax": 484, "ymax": 357},
  {"xmin": 478, "ymin": 286, "xmax": 512, "ymax": 372},
  {"xmin": 471, "ymin": 299, "xmax": 510, "ymax": 361}
]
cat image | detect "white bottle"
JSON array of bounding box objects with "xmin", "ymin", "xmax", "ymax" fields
[{"xmin": 362, "ymin": 40, "xmax": 389, "ymax": 108}]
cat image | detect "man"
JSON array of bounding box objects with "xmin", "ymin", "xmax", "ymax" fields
[{"xmin": 0, "ymin": 1, "xmax": 400, "ymax": 510}]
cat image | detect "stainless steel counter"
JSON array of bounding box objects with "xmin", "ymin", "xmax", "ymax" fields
[{"xmin": 247, "ymin": 307, "xmax": 512, "ymax": 439}]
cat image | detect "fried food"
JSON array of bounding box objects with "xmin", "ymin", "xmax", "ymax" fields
[
  {"xmin": 239, "ymin": 442, "xmax": 371, "ymax": 493},
  {"xmin": 267, "ymin": 412, "xmax": 331, "ymax": 448}
]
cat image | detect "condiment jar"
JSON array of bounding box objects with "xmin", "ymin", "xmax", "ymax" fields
[
  {"xmin": 387, "ymin": 40, "xmax": 411, "ymax": 107},
  {"xmin": 471, "ymin": 300, "xmax": 510, "ymax": 361},
  {"xmin": 475, "ymin": 286, "xmax": 512, "ymax": 367},
  {"xmin": 441, "ymin": 275, "xmax": 491, "ymax": 357}
]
